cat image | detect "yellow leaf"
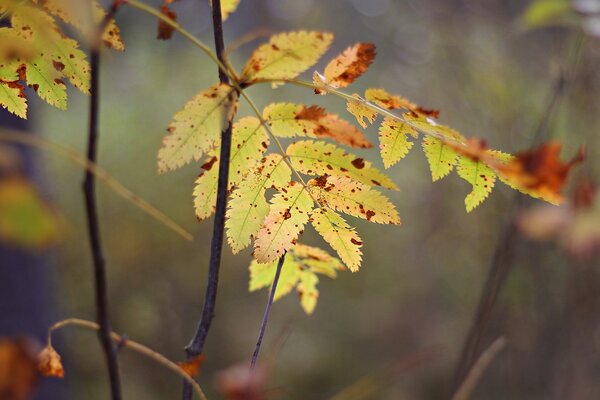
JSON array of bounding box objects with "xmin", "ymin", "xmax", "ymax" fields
[
  {"xmin": 378, "ymin": 117, "xmax": 418, "ymax": 168},
  {"xmin": 263, "ymin": 103, "xmax": 371, "ymax": 148},
  {"xmin": 456, "ymin": 155, "xmax": 497, "ymax": 212},
  {"xmin": 287, "ymin": 140, "xmax": 398, "ymax": 190},
  {"xmin": 253, "ymin": 181, "xmax": 313, "ymax": 263},
  {"xmin": 226, "ymin": 154, "xmax": 291, "ymax": 253},
  {"xmin": 193, "ymin": 156, "xmax": 219, "ymax": 220},
  {"xmin": 297, "ymin": 270, "xmax": 319, "ymax": 314},
  {"xmin": 158, "ymin": 84, "xmax": 238, "ymax": 173},
  {"xmin": 422, "ymin": 137, "xmax": 458, "ymax": 182},
  {"xmin": 346, "ymin": 94, "xmax": 377, "ymax": 128},
  {"xmin": 365, "ymin": 88, "xmax": 416, "ymax": 110},
  {"xmin": 322, "ymin": 42, "xmax": 376, "ymax": 89},
  {"xmin": 241, "ymin": 31, "xmax": 333, "ymax": 86},
  {"xmin": 309, "ymin": 175, "xmax": 401, "ymax": 224},
  {"xmin": 0, "ymin": 81, "xmax": 27, "ymax": 119},
  {"xmin": 21, "ymin": 56, "xmax": 67, "ymax": 110},
  {"xmin": 311, "ymin": 208, "xmax": 362, "ymax": 272}
]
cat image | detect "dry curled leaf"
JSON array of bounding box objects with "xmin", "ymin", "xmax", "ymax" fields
[
  {"xmin": 37, "ymin": 343, "xmax": 64, "ymax": 378},
  {"xmin": 178, "ymin": 354, "xmax": 206, "ymax": 378},
  {"xmin": 157, "ymin": 4, "xmax": 177, "ymax": 40}
]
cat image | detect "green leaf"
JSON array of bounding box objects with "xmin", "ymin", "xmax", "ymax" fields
[
  {"xmin": 241, "ymin": 31, "xmax": 333, "ymax": 86},
  {"xmin": 253, "ymin": 181, "xmax": 314, "ymax": 263},
  {"xmin": 226, "ymin": 154, "xmax": 291, "ymax": 253},
  {"xmin": 287, "ymin": 140, "xmax": 398, "ymax": 190},
  {"xmin": 378, "ymin": 117, "xmax": 417, "ymax": 168},
  {"xmin": 456, "ymin": 155, "xmax": 497, "ymax": 212},
  {"xmin": 311, "ymin": 208, "xmax": 362, "ymax": 272},
  {"xmin": 158, "ymin": 84, "xmax": 237, "ymax": 173},
  {"xmin": 22, "ymin": 56, "xmax": 67, "ymax": 110}
]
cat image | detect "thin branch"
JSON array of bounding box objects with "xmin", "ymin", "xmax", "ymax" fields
[
  {"xmin": 0, "ymin": 129, "xmax": 192, "ymax": 240},
  {"xmin": 451, "ymin": 32, "xmax": 585, "ymax": 389},
  {"xmin": 83, "ymin": 3, "xmax": 124, "ymax": 399},
  {"xmin": 182, "ymin": 1, "xmax": 233, "ymax": 399},
  {"xmin": 251, "ymin": 254, "xmax": 286, "ymax": 370},
  {"xmin": 451, "ymin": 337, "xmax": 507, "ymax": 400},
  {"xmin": 48, "ymin": 318, "xmax": 208, "ymax": 400}
]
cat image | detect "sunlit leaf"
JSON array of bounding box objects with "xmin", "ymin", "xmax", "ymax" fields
[
  {"xmin": 346, "ymin": 93, "xmax": 377, "ymax": 128},
  {"xmin": 321, "ymin": 42, "xmax": 376, "ymax": 89},
  {"xmin": 311, "ymin": 207, "xmax": 362, "ymax": 271},
  {"xmin": 456, "ymin": 155, "xmax": 497, "ymax": 212},
  {"xmin": 422, "ymin": 137, "xmax": 458, "ymax": 182},
  {"xmin": 378, "ymin": 117, "xmax": 417, "ymax": 168},
  {"xmin": 0, "ymin": 80, "xmax": 27, "ymax": 118}
]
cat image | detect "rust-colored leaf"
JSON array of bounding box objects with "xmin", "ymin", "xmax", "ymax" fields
[
  {"xmin": 177, "ymin": 354, "xmax": 206, "ymax": 378},
  {"xmin": 498, "ymin": 142, "xmax": 585, "ymax": 204},
  {"xmin": 37, "ymin": 343, "xmax": 64, "ymax": 378},
  {"xmin": 322, "ymin": 42, "xmax": 376, "ymax": 89},
  {"xmin": 157, "ymin": 4, "xmax": 177, "ymax": 40},
  {"xmin": 0, "ymin": 338, "xmax": 41, "ymax": 400},
  {"xmin": 216, "ymin": 363, "xmax": 266, "ymax": 400}
]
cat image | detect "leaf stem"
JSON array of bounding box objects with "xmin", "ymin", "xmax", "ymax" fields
[
  {"xmin": 181, "ymin": 1, "xmax": 233, "ymax": 399},
  {"xmin": 47, "ymin": 318, "xmax": 207, "ymax": 400},
  {"xmin": 83, "ymin": 3, "xmax": 124, "ymax": 399},
  {"xmin": 251, "ymin": 254, "xmax": 286, "ymax": 370}
]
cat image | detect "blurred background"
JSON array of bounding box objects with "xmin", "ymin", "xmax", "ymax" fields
[{"xmin": 1, "ymin": 0, "xmax": 600, "ymax": 398}]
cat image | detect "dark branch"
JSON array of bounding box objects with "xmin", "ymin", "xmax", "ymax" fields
[
  {"xmin": 83, "ymin": 3, "xmax": 123, "ymax": 399},
  {"xmin": 182, "ymin": 1, "xmax": 233, "ymax": 398},
  {"xmin": 251, "ymin": 254, "xmax": 286, "ymax": 370}
]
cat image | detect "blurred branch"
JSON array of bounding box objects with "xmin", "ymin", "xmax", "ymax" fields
[
  {"xmin": 452, "ymin": 32, "xmax": 586, "ymax": 390},
  {"xmin": 452, "ymin": 337, "xmax": 507, "ymax": 400},
  {"xmin": 0, "ymin": 129, "xmax": 192, "ymax": 240},
  {"xmin": 48, "ymin": 318, "xmax": 207, "ymax": 400},
  {"xmin": 83, "ymin": 3, "xmax": 124, "ymax": 399},
  {"xmin": 251, "ymin": 254, "xmax": 286, "ymax": 370},
  {"xmin": 182, "ymin": 1, "xmax": 234, "ymax": 399}
]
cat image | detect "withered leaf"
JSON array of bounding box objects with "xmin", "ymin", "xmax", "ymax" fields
[
  {"xmin": 37, "ymin": 343, "xmax": 64, "ymax": 378},
  {"xmin": 177, "ymin": 354, "xmax": 206, "ymax": 377},
  {"xmin": 322, "ymin": 42, "xmax": 376, "ymax": 89},
  {"xmin": 157, "ymin": 4, "xmax": 177, "ymax": 40}
]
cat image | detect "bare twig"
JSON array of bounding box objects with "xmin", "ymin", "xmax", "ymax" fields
[
  {"xmin": 83, "ymin": 3, "xmax": 124, "ymax": 399},
  {"xmin": 251, "ymin": 254, "xmax": 286, "ymax": 370},
  {"xmin": 452, "ymin": 33, "xmax": 585, "ymax": 389},
  {"xmin": 48, "ymin": 318, "xmax": 207, "ymax": 400},
  {"xmin": 452, "ymin": 337, "xmax": 507, "ymax": 400},
  {"xmin": 182, "ymin": 1, "xmax": 234, "ymax": 399}
]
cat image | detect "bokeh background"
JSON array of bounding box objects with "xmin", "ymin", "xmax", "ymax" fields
[{"xmin": 2, "ymin": 0, "xmax": 600, "ymax": 399}]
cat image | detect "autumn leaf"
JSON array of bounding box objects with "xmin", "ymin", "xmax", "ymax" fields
[
  {"xmin": 0, "ymin": 80, "xmax": 27, "ymax": 118},
  {"xmin": 253, "ymin": 181, "xmax": 313, "ymax": 263},
  {"xmin": 226, "ymin": 154, "xmax": 291, "ymax": 253},
  {"xmin": 311, "ymin": 207, "xmax": 362, "ymax": 272},
  {"xmin": 456, "ymin": 155, "xmax": 497, "ymax": 212},
  {"xmin": 421, "ymin": 137, "xmax": 458, "ymax": 182},
  {"xmin": 346, "ymin": 94, "xmax": 377, "ymax": 128},
  {"xmin": 287, "ymin": 140, "xmax": 398, "ymax": 190},
  {"xmin": 378, "ymin": 117, "xmax": 418, "ymax": 168},
  {"xmin": 158, "ymin": 84, "xmax": 238, "ymax": 173},
  {"xmin": 263, "ymin": 103, "xmax": 371, "ymax": 148},
  {"xmin": 178, "ymin": 354, "xmax": 206, "ymax": 378},
  {"xmin": 497, "ymin": 142, "xmax": 585, "ymax": 205},
  {"xmin": 157, "ymin": 4, "xmax": 177, "ymax": 40},
  {"xmin": 321, "ymin": 42, "xmax": 376, "ymax": 89},
  {"xmin": 241, "ymin": 31, "xmax": 333, "ymax": 86},
  {"xmin": 249, "ymin": 244, "xmax": 344, "ymax": 314},
  {"xmin": 309, "ymin": 175, "xmax": 401, "ymax": 224},
  {"xmin": 37, "ymin": 343, "xmax": 64, "ymax": 378},
  {"xmin": 365, "ymin": 88, "xmax": 417, "ymax": 111}
]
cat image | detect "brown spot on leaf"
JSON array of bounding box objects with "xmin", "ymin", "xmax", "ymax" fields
[
  {"xmin": 351, "ymin": 158, "xmax": 365, "ymax": 169},
  {"xmin": 201, "ymin": 156, "xmax": 218, "ymax": 171}
]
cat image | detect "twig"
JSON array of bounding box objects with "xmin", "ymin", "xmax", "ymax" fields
[
  {"xmin": 48, "ymin": 318, "xmax": 207, "ymax": 400},
  {"xmin": 451, "ymin": 337, "xmax": 507, "ymax": 400},
  {"xmin": 452, "ymin": 33, "xmax": 585, "ymax": 389},
  {"xmin": 83, "ymin": 3, "xmax": 123, "ymax": 399},
  {"xmin": 0, "ymin": 129, "xmax": 192, "ymax": 240},
  {"xmin": 251, "ymin": 254, "xmax": 286, "ymax": 370},
  {"xmin": 182, "ymin": 1, "xmax": 233, "ymax": 399}
]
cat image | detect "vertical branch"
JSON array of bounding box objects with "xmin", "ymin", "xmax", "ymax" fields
[
  {"xmin": 452, "ymin": 33, "xmax": 585, "ymax": 390},
  {"xmin": 251, "ymin": 254, "xmax": 286, "ymax": 370},
  {"xmin": 83, "ymin": 3, "xmax": 123, "ymax": 399},
  {"xmin": 182, "ymin": 0, "xmax": 233, "ymax": 398}
]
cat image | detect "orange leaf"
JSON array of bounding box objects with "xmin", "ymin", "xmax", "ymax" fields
[
  {"xmin": 322, "ymin": 42, "xmax": 376, "ymax": 89},
  {"xmin": 0, "ymin": 338, "xmax": 41, "ymax": 400},
  {"xmin": 498, "ymin": 142, "xmax": 585, "ymax": 204},
  {"xmin": 178, "ymin": 354, "xmax": 206, "ymax": 377},
  {"xmin": 37, "ymin": 344, "xmax": 64, "ymax": 378},
  {"xmin": 157, "ymin": 5, "xmax": 177, "ymax": 40}
]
